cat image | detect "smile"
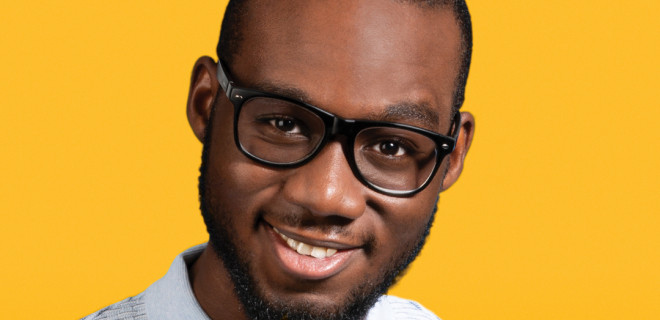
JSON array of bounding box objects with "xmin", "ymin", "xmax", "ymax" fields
[
  {"xmin": 273, "ymin": 227, "xmax": 338, "ymax": 259},
  {"xmin": 266, "ymin": 223, "xmax": 359, "ymax": 280}
]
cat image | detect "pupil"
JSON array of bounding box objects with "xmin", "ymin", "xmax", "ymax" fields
[
  {"xmin": 277, "ymin": 119, "xmax": 295, "ymax": 131},
  {"xmin": 380, "ymin": 141, "xmax": 399, "ymax": 155}
]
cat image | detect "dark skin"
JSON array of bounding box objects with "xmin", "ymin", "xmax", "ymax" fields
[{"xmin": 186, "ymin": 1, "xmax": 475, "ymax": 319}]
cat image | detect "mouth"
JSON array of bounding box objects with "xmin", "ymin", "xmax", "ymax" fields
[
  {"xmin": 264, "ymin": 222, "xmax": 359, "ymax": 280},
  {"xmin": 273, "ymin": 227, "xmax": 338, "ymax": 259}
]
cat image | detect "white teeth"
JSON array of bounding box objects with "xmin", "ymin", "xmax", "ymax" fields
[
  {"xmin": 310, "ymin": 247, "xmax": 326, "ymax": 259},
  {"xmin": 296, "ymin": 243, "xmax": 313, "ymax": 255},
  {"xmin": 287, "ymin": 238, "xmax": 297, "ymax": 248},
  {"xmin": 273, "ymin": 227, "xmax": 338, "ymax": 259}
]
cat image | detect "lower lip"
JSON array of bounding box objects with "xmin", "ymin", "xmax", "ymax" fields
[{"xmin": 266, "ymin": 225, "xmax": 356, "ymax": 281}]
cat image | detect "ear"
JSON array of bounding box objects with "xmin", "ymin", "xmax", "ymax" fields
[
  {"xmin": 441, "ymin": 112, "xmax": 475, "ymax": 190},
  {"xmin": 187, "ymin": 56, "xmax": 219, "ymax": 142}
]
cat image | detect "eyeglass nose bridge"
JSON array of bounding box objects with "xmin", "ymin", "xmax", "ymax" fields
[
  {"xmin": 322, "ymin": 114, "xmax": 359, "ymax": 139},
  {"xmin": 315, "ymin": 116, "xmax": 367, "ymax": 168},
  {"xmin": 306, "ymin": 116, "xmax": 372, "ymax": 196},
  {"xmin": 312, "ymin": 115, "xmax": 359, "ymax": 163}
]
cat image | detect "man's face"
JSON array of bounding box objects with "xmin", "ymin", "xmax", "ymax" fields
[{"xmin": 199, "ymin": 0, "xmax": 463, "ymax": 318}]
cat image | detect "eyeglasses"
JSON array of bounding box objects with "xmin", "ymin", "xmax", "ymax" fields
[{"xmin": 216, "ymin": 61, "xmax": 460, "ymax": 196}]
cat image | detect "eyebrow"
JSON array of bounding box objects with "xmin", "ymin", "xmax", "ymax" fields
[
  {"xmin": 253, "ymin": 81, "xmax": 312, "ymax": 103},
  {"xmin": 377, "ymin": 103, "xmax": 440, "ymax": 131},
  {"xmin": 252, "ymin": 81, "xmax": 442, "ymax": 131}
]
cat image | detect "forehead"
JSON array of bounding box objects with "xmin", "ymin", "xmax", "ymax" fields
[{"xmin": 231, "ymin": 0, "xmax": 462, "ymax": 131}]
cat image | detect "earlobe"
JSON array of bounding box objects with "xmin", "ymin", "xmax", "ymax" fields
[
  {"xmin": 187, "ymin": 56, "xmax": 219, "ymax": 142},
  {"xmin": 441, "ymin": 111, "xmax": 475, "ymax": 191}
]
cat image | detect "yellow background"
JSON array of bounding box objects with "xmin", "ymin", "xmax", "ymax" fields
[{"xmin": 1, "ymin": 1, "xmax": 658, "ymax": 319}]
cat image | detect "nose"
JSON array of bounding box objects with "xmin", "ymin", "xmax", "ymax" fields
[{"xmin": 280, "ymin": 141, "xmax": 367, "ymax": 221}]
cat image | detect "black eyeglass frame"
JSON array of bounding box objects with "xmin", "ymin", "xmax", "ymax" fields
[{"xmin": 216, "ymin": 61, "xmax": 461, "ymax": 196}]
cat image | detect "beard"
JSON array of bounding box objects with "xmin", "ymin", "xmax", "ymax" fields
[{"xmin": 197, "ymin": 106, "xmax": 438, "ymax": 320}]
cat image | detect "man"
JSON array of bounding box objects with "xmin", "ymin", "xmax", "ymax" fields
[{"xmin": 84, "ymin": 0, "xmax": 474, "ymax": 319}]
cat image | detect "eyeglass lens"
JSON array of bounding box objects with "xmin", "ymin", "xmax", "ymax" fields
[{"xmin": 236, "ymin": 97, "xmax": 439, "ymax": 192}]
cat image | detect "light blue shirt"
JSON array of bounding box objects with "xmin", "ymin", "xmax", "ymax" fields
[{"xmin": 83, "ymin": 244, "xmax": 440, "ymax": 320}]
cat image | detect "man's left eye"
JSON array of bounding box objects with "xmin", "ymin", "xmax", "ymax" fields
[{"xmin": 374, "ymin": 140, "xmax": 407, "ymax": 157}]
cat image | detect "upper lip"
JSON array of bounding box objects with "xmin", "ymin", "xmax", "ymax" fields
[{"xmin": 265, "ymin": 221, "xmax": 361, "ymax": 250}]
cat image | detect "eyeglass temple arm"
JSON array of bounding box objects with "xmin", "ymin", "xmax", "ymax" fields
[
  {"xmin": 448, "ymin": 112, "xmax": 462, "ymax": 152},
  {"xmin": 452, "ymin": 112, "xmax": 462, "ymax": 140},
  {"xmin": 216, "ymin": 61, "xmax": 233, "ymax": 97}
]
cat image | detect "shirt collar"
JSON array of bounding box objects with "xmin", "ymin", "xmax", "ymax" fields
[{"xmin": 144, "ymin": 243, "xmax": 210, "ymax": 320}]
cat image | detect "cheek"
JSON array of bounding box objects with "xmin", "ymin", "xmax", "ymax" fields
[
  {"xmin": 204, "ymin": 119, "xmax": 283, "ymax": 216},
  {"xmin": 207, "ymin": 155, "xmax": 282, "ymax": 213},
  {"xmin": 377, "ymin": 192, "xmax": 438, "ymax": 250}
]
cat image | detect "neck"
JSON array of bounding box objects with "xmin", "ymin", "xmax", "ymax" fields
[{"xmin": 190, "ymin": 245, "xmax": 249, "ymax": 320}]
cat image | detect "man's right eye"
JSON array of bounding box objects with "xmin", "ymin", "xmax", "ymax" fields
[
  {"xmin": 255, "ymin": 115, "xmax": 310, "ymax": 138},
  {"xmin": 268, "ymin": 118, "xmax": 300, "ymax": 134}
]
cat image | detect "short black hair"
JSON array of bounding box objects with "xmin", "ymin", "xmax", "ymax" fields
[{"xmin": 216, "ymin": 0, "xmax": 472, "ymax": 114}]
